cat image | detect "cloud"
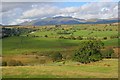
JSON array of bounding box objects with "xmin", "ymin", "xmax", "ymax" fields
[
  {"xmin": 2, "ymin": 2, "xmax": 28, "ymax": 12},
  {"xmin": 54, "ymin": 2, "xmax": 118, "ymax": 19},
  {"xmin": 21, "ymin": 5, "xmax": 59, "ymax": 19},
  {"xmin": 1, "ymin": 2, "xmax": 52, "ymax": 12},
  {"xmin": 2, "ymin": 7, "xmax": 25, "ymax": 25},
  {"xmin": 2, "ymin": 0, "xmax": 119, "ymax": 2},
  {"xmin": 1, "ymin": 2, "xmax": 118, "ymax": 25},
  {"xmin": 1, "ymin": 2, "xmax": 56, "ymax": 24},
  {"xmin": 74, "ymin": 2, "xmax": 118, "ymax": 19},
  {"xmin": 10, "ymin": 19, "xmax": 33, "ymax": 25}
]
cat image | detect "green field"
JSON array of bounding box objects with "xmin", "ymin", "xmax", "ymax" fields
[
  {"xmin": 2, "ymin": 24, "xmax": 118, "ymax": 55},
  {"xmin": 2, "ymin": 24, "xmax": 119, "ymax": 78},
  {"xmin": 2, "ymin": 59, "xmax": 118, "ymax": 78},
  {"xmin": 2, "ymin": 36, "xmax": 118, "ymax": 55},
  {"xmin": 3, "ymin": 36, "xmax": 79, "ymax": 55},
  {"xmin": 32, "ymin": 30, "xmax": 118, "ymax": 37}
]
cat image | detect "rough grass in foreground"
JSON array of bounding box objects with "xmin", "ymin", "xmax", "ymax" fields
[{"xmin": 2, "ymin": 59, "xmax": 118, "ymax": 78}]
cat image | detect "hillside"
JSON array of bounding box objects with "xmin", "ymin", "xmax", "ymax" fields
[{"xmin": 20, "ymin": 16, "xmax": 118, "ymax": 26}]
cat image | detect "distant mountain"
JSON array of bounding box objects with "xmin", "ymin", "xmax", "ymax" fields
[
  {"xmin": 85, "ymin": 18, "xmax": 118, "ymax": 24},
  {"xmin": 20, "ymin": 16, "xmax": 119, "ymax": 26},
  {"xmin": 20, "ymin": 16, "xmax": 86, "ymax": 26}
]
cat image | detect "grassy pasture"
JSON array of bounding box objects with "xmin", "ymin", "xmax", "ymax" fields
[
  {"xmin": 2, "ymin": 23, "xmax": 118, "ymax": 55},
  {"xmin": 73, "ymin": 30, "xmax": 117, "ymax": 37},
  {"xmin": 2, "ymin": 24, "xmax": 119, "ymax": 78},
  {"xmin": 2, "ymin": 36, "xmax": 118, "ymax": 55},
  {"xmin": 2, "ymin": 36, "xmax": 80, "ymax": 55},
  {"xmin": 2, "ymin": 59, "xmax": 118, "ymax": 78},
  {"xmin": 31, "ymin": 29, "xmax": 118, "ymax": 38}
]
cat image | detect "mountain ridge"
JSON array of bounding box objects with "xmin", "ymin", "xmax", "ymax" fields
[{"xmin": 11, "ymin": 16, "xmax": 120, "ymax": 26}]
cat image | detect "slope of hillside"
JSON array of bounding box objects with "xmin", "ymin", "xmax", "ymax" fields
[{"xmin": 20, "ymin": 16, "xmax": 118, "ymax": 26}]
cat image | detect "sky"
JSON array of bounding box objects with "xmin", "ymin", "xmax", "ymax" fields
[{"xmin": 1, "ymin": 1, "xmax": 119, "ymax": 25}]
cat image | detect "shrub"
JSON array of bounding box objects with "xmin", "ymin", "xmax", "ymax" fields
[
  {"xmin": 39, "ymin": 59, "xmax": 46, "ymax": 64},
  {"xmin": 7, "ymin": 60, "xmax": 24, "ymax": 66},
  {"xmin": 44, "ymin": 35, "xmax": 48, "ymax": 37},
  {"xmin": 35, "ymin": 56, "xmax": 39, "ymax": 59},
  {"xmin": 102, "ymin": 47, "xmax": 115, "ymax": 58},
  {"xmin": 76, "ymin": 36, "xmax": 83, "ymax": 40},
  {"xmin": 87, "ymin": 37, "xmax": 95, "ymax": 40},
  {"xmin": 59, "ymin": 36, "xmax": 65, "ymax": 39},
  {"xmin": 2, "ymin": 61, "xmax": 7, "ymax": 66},
  {"xmin": 110, "ymin": 35, "xmax": 119, "ymax": 39},
  {"xmin": 109, "ymin": 29, "xmax": 112, "ymax": 31},
  {"xmin": 103, "ymin": 37, "xmax": 107, "ymax": 40},
  {"xmin": 16, "ymin": 61, "xmax": 24, "ymax": 66},
  {"xmin": 69, "ymin": 35, "xmax": 76, "ymax": 40},
  {"xmin": 51, "ymin": 52, "xmax": 63, "ymax": 62},
  {"xmin": 73, "ymin": 40, "xmax": 104, "ymax": 64},
  {"xmin": 57, "ymin": 31, "xmax": 71, "ymax": 34}
]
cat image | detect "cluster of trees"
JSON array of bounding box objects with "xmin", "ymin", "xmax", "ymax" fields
[
  {"xmin": 47, "ymin": 40, "xmax": 116, "ymax": 64},
  {"xmin": 102, "ymin": 35, "xmax": 119, "ymax": 40},
  {"xmin": 57, "ymin": 30, "xmax": 72, "ymax": 35},
  {"xmin": 110, "ymin": 35, "xmax": 119, "ymax": 39},
  {"xmin": 2, "ymin": 28, "xmax": 20, "ymax": 38},
  {"xmin": 59, "ymin": 36, "xmax": 98, "ymax": 40},
  {"xmin": 2, "ymin": 27, "xmax": 38, "ymax": 38},
  {"xmin": 59, "ymin": 35, "xmax": 118, "ymax": 41},
  {"xmin": 2, "ymin": 40, "xmax": 117, "ymax": 66},
  {"xmin": 73, "ymin": 40, "xmax": 117, "ymax": 64},
  {"xmin": 59, "ymin": 36, "xmax": 83, "ymax": 40},
  {"xmin": 73, "ymin": 40, "xmax": 104, "ymax": 64}
]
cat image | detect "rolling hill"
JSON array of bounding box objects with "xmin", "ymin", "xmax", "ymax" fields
[{"xmin": 19, "ymin": 16, "xmax": 118, "ymax": 26}]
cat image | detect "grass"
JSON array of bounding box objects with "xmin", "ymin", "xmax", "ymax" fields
[
  {"xmin": 2, "ymin": 24, "xmax": 118, "ymax": 55},
  {"xmin": 2, "ymin": 59, "xmax": 118, "ymax": 78},
  {"xmin": 2, "ymin": 36, "xmax": 80, "ymax": 55},
  {"xmin": 2, "ymin": 24, "xmax": 118, "ymax": 78},
  {"xmin": 2, "ymin": 36, "xmax": 118, "ymax": 55},
  {"xmin": 32, "ymin": 30, "xmax": 118, "ymax": 37},
  {"xmin": 73, "ymin": 30, "xmax": 118, "ymax": 37},
  {"xmin": 103, "ymin": 38, "xmax": 118, "ymax": 46}
]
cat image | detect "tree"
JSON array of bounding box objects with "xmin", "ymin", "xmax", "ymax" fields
[
  {"xmin": 51, "ymin": 52, "xmax": 63, "ymax": 62},
  {"xmin": 2, "ymin": 61, "xmax": 7, "ymax": 66},
  {"xmin": 44, "ymin": 35, "xmax": 48, "ymax": 37},
  {"xmin": 73, "ymin": 40, "xmax": 104, "ymax": 64}
]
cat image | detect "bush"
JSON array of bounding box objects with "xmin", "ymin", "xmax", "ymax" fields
[
  {"xmin": 44, "ymin": 35, "xmax": 48, "ymax": 37},
  {"xmin": 57, "ymin": 31, "xmax": 71, "ymax": 34},
  {"xmin": 110, "ymin": 35, "xmax": 119, "ymax": 39},
  {"xmin": 69, "ymin": 35, "xmax": 76, "ymax": 40},
  {"xmin": 2, "ymin": 61, "xmax": 7, "ymax": 66},
  {"xmin": 103, "ymin": 37, "xmax": 107, "ymax": 40},
  {"xmin": 76, "ymin": 36, "xmax": 83, "ymax": 40},
  {"xmin": 59, "ymin": 36, "xmax": 65, "ymax": 39},
  {"xmin": 51, "ymin": 52, "xmax": 63, "ymax": 62},
  {"xmin": 109, "ymin": 29, "xmax": 112, "ymax": 31},
  {"xmin": 39, "ymin": 59, "xmax": 46, "ymax": 64},
  {"xmin": 7, "ymin": 60, "xmax": 24, "ymax": 66},
  {"xmin": 101, "ymin": 47, "xmax": 115, "ymax": 58},
  {"xmin": 87, "ymin": 37, "xmax": 96, "ymax": 40},
  {"xmin": 73, "ymin": 40, "xmax": 104, "ymax": 64}
]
